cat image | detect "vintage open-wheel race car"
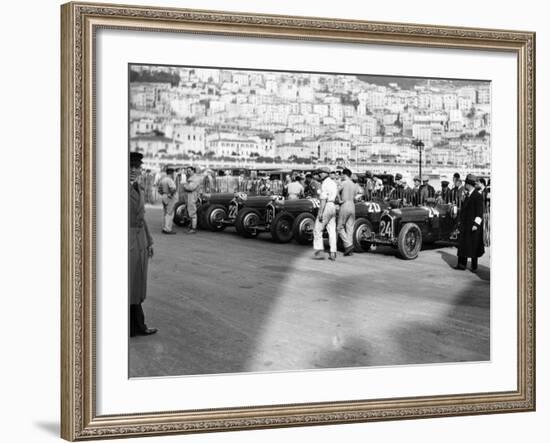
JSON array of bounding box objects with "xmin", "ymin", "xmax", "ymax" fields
[
  {"xmin": 355, "ymin": 202, "xmax": 460, "ymax": 259},
  {"xmin": 173, "ymin": 192, "xmax": 238, "ymax": 231},
  {"xmin": 351, "ymin": 198, "xmax": 392, "ymax": 252},
  {"xmin": 233, "ymin": 196, "xmax": 298, "ymax": 242},
  {"xmin": 232, "ymin": 197, "xmax": 316, "ymax": 243},
  {"xmin": 200, "ymin": 192, "xmax": 247, "ymax": 232},
  {"xmin": 234, "ymin": 195, "xmax": 283, "ymax": 238}
]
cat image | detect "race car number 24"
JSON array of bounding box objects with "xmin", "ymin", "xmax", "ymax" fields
[{"xmin": 379, "ymin": 219, "xmax": 393, "ymax": 237}]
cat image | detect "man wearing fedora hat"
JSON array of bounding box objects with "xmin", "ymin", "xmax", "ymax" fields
[
  {"xmin": 455, "ymin": 173, "xmax": 485, "ymax": 271},
  {"xmin": 313, "ymin": 167, "xmax": 338, "ymax": 261},
  {"xmin": 451, "ymin": 172, "xmax": 465, "ymax": 207},
  {"xmin": 129, "ymin": 152, "xmax": 157, "ymax": 337}
]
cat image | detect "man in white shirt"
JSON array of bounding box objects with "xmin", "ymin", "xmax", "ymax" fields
[
  {"xmin": 286, "ymin": 175, "xmax": 304, "ymax": 200},
  {"xmin": 313, "ymin": 167, "xmax": 338, "ymax": 261},
  {"xmin": 158, "ymin": 166, "xmax": 177, "ymax": 234}
]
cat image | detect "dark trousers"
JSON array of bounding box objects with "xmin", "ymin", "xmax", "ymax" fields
[
  {"xmin": 458, "ymin": 256, "xmax": 478, "ymax": 269},
  {"xmin": 130, "ymin": 303, "xmax": 147, "ymax": 336}
]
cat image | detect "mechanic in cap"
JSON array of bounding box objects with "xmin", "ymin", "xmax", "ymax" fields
[
  {"xmin": 390, "ymin": 173, "xmax": 405, "ymax": 201},
  {"xmin": 440, "ymin": 180, "xmax": 451, "ymax": 203},
  {"xmin": 313, "ymin": 166, "xmax": 338, "ymax": 261},
  {"xmin": 455, "ymin": 174, "xmax": 485, "ymax": 272},
  {"xmin": 129, "ymin": 152, "xmax": 157, "ymax": 337}
]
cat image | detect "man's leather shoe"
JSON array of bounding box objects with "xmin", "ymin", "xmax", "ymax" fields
[
  {"xmin": 343, "ymin": 246, "xmax": 354, "ymax": 256},
  {"xmin": 141, "ymin": 328, "xmax": 158, "ymax": 335},
  {"xmin": 162, "ymin": 230, "xmax": 176, "ymax": 235},
  {"xmin": 328, "ymin": 252, "xmax": 337, "ymax": 261},
  {"xmin": 454, "ymin": 265, "xmax": 466, "ymax": 270},
  {"xmin": 312, "ymin": 250, "xmax": 325, "ymax": 260}
]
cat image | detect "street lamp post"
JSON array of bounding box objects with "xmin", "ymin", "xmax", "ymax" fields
[{"xmin": 412, "ymin": 139, "xmax": 425, "ymax": 179}]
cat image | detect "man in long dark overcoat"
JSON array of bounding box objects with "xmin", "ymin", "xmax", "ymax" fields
[
  {"xmin": 455, "ymin": 174, "xmax": 485, "ymax": 272},
  {"xmin": 129, "ymin": 152, "xmax": 157, "ymax": 337}
]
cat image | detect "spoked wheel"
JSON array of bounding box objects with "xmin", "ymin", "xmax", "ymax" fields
[
  {"xmin": 204, "ymin": 204, "xmax": 227, "ymax": 232},
  {"xmin": 173, "ymin": 202, "xmax": 188, "ymax": 227},
  {"xmin": 270, "ymin": 212, "xmax": 294, "ymax": 243},
  {"xmin": 352, "ymin": 218, "xmax": 374, "ymax": 252},
  {"xmin": 235, "ymin": 208, "xmax": 261, "ymax": 238},
  {"xmin": 397, "ymin": 222, "xmax": 422, "ymax": 259},
  {"xmin": 293, "ymin": 213, "xmax": 315, "ymax": 244}
]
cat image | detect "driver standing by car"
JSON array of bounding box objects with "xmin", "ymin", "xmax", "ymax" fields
[
  {"xmin": 313, "ymin": 167, "xmax": 338, "ymax": 261},
  {"xmin": 455, "ymin": 173, "xmax": 485, "ymax": 272},
  {"xmin": 337, "ymin": 168, "xmax": 357, "ymax": 257},
  {"xmin": 183, "ymin": 166, "xmax": 202, "ymax": 234}
]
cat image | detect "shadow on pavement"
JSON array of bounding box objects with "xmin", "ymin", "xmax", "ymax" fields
[
  {"xmin": 130, "ymin": 208, "xmax": 298, "ymax": 377},
  {"xmin": 309, "ymin": 272, "xmax": 490, "ymax": 369},
  {"xmin": 388, "ymin": 279, "xmax": 491, "ymax": 365},
  {"xmin": 438, "ymin": 250, "xmax": 490, "ymax": 282}
]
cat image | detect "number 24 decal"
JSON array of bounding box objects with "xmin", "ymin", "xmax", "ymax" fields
[{"xmin": 379, "ymin": 220, "xmax": 392, "ymax": 236}]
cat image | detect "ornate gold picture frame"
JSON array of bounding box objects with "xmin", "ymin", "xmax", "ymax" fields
[{"xmin": 61, "ymin": 1, "xmax": 535, "ymax": 440}]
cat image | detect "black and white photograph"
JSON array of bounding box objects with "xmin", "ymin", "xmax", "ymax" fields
[{"xmin": 128, "ymin": 63, "xmax": 491, "ymax": 378}]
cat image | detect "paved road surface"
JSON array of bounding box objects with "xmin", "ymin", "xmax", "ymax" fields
[{"xmin": 129, "ymin": 205, "xmax": 490, "ymax": 377}]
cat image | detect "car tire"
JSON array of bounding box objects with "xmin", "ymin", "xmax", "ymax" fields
[
  {"xmin": 173, "ymin": 201, "xmax": 188, "ymax": 227},
  {"xmin": 235, "ymin": 208, "xmax": 261, "ymax": 238},
  {"xmin": 397, "ymin": 222, "xmax": 422, "ymax": 259},
  {"xmin": 270, "ymin": 212, "xmax": 294, "ymax": 243},
  {"xmin": 352, "ymin": 218, "xmax": 374, "ymax": 252},
  {"xmin": 204, "ymin": 204, "xmax": 227, "ymax": 232},
  {"xmin": 293, "ymin": 213, "xmax": 315, "ymax": 244}
]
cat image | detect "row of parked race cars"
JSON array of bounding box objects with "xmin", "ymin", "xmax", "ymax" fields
[{"xmin": 172, "ymin": 191, "xmax": 461, "ymax": 260}]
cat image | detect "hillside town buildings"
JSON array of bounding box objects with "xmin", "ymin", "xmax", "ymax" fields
[{"xmin": 129, "ymin": 65, "xmax": 491, "ymax": 170}]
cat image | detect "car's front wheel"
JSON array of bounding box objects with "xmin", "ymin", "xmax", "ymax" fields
[
  {"xmin": 173, "ymin": 202, "xmax": 188, "ymax": 227},
  {"xmin": 204, "ymin": 204, "xmax": 227, "ymax": 232},
  {"xmin": 235, "ymin": 208, "xmax": 261, "ymax": 238},
  {"xmin": 352, "ymin": 218, "xmax": 373, "ymax": 252},
  {"xmin": 397, "ymin": 222, "xmax": 422, "ymax": 259},
  {"xmin": 293, "ymin": 213, "xmax": 315, "ymax": 244},
  {"xmin": 270, "ymin": 212, "xmax": 294, "ymax": 243}
]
